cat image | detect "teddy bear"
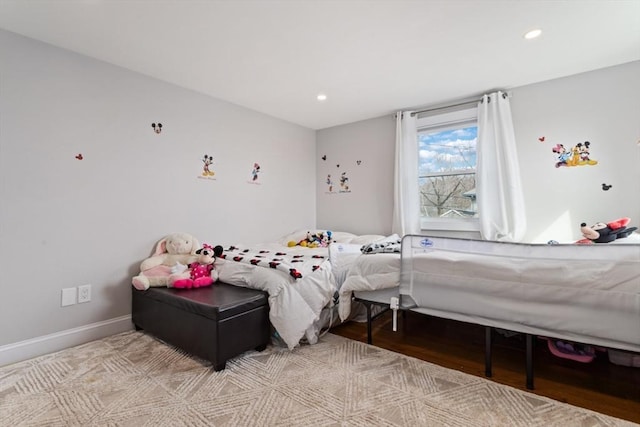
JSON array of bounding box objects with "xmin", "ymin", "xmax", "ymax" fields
[
  {"xmin": 170, "ymin": 244, "xmax": 223, "ymax": 289},
  {"xmin": 578, "ymin": 218, "xmax": 638, "ymax": 244},
  {"xmin": 132, "ymin": 232, "xmax": 201, "ymax": 290}
]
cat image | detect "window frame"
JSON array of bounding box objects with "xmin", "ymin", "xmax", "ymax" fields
[{"xmin": 416, "ymin": 106, "xmax": 480, "ymax": 232}]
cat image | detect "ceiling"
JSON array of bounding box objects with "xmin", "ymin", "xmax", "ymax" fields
[{"xmin": 1, "ymin": 1, "xmax": 639, "ymax": 130}]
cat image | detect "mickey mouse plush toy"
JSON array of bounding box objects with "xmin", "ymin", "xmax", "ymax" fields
[{"xmin": 579, "ymin": 217, "xmax": 638, "ymax": 244}]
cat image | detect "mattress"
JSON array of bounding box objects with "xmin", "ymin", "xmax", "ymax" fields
[{"xmin": 399, "ymin": 234, "xmax": 640, "ymax": 352}]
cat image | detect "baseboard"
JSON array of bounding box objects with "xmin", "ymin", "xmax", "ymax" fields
[{"xmin": 0, "ymin": 315, "xmax": 133, "ymax": 367}]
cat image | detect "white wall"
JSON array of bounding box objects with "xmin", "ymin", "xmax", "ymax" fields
[
  {"xmin": 316, "ymin": 115, "xmax": 396, "ymax": 235},
  {"xmin": 0, "ymin": 30, "xmax": 316, "ymax": 355},
  {"xmin": 317, "ymin": 61, "xmax": 640, "ymax": 243},
  {"xmin": 511, "ymin": 61, "xmax": 640, "ymax": 242}
]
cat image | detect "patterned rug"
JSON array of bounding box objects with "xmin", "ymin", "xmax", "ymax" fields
[{"xmin": 0, "ymin": 331, "xmax": 636, "ymax": 426}]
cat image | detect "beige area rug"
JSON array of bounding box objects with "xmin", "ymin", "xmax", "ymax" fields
[{"xmin": 0, "ymin": 331, "xmax": 637, "ymax": 427}]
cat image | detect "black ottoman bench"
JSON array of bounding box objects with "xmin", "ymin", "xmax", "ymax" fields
[{"xmin": 132, "ymin": 283, "xmax": 270, "ymax": 371}]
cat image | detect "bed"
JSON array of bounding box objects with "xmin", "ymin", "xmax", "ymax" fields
[
  {"xmin": 349, "ymin": 233, "xmax": 640, "ymax": 388},
  {"xmin": 398, "ymin": 234, "xmax": 640, "ymax": 353},
  {"xmin": 337, "ymin": 250, "xmax": 401, "ymax": 322},
  {"xmin": 214, "ymin": 230, "xmax": 394, "ymax": 349}
]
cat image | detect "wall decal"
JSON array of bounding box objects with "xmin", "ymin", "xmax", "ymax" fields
[
  {"xmin": 336, "ymin": 164, "xmax": 340, "ymax": 168},
  {"xmin": 326, "ymin": 174, "xmax": 334, "ymax": 193},
  {"xmin": 356, "ymin": 160, "xmax": 362, "ymax": 165},
  {"xmin": 198, "ymin": 154, "xmax": 216, "ymax": 180},
  {"xmin": 322, "ymin": 155, "xmax": 327, "ymax": 161},
  {"xmin": 538, "ymin": 136, "xmax": 545, "ymax": 142},
  {"xmin": 602, "ymin": 183, "xmax": 612, "ymax": 191},
  {"xmin": 339, "ymin": 171, "xmax": 350, "ymax": 192},
  {"xmin": 249, "ymin": 163, "xmax": 261, "ymax": 184},
  {"xmin": 552, "ymin": 141, "xmax": 597, "ymax": 168},
  {"xmin": 151, "ymin": 123, "xmax": 162, "ymax": 134},
  {"xmin": 75, "ymin": 153, "xmax": 83, "ymax": 160}
]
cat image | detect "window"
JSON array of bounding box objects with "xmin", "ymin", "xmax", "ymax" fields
[{"xmin": 417, "ymin": 106, "xmax": 479, "ymax": 231}]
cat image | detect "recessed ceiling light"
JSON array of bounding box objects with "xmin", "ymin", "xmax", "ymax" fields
[
  {"xmin": 317, "ymin": 93, "xmax": 327, "ymax": 101},
  {"xmin": 524, "ymin": 29, "xmax": 542, "ymax": 40}
]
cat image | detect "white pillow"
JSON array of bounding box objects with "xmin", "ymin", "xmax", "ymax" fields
[
  {"xmin": 329, "ymin": 231, "xmax": 358, "ymax": 243},
  {"xmin": 348, "ymin": 234, "xmax": 387, "ymax": 245}
]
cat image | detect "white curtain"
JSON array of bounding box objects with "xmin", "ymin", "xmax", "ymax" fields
[
  {"xmin": 392, "ymin": 111, "xmax": 421, "ymax": 236},
  {"xmin": 476, "ymin": 91, "xmax": 527, "ymax": 242}
]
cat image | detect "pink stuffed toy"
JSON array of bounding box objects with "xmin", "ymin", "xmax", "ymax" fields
[
  {"xmin": 132, "ymin": 232, "xmax": 201, "ymax": 290},
  {"xmin": 171, "ymin": 244, "xmax": 223, "ymax": 289}
]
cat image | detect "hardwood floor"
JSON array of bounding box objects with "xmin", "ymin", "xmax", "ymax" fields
[{"xmin": 330, "ymin": 309, "xmax": 640, "ymax": 424}]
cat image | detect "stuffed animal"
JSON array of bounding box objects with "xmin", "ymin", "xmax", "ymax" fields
[
  {"xmin": 287, "ymin": 230, "xmax": 333, "ymax": 248},
  {"xmin": 132, "ymin": 232, "xmax": 201, "ymax": 290},
  {"xmin": 170, "ymin": 244, "xmax": 223, "ymax": 289},
  {"xmin": 578, "ymin": 218, "xmax": 638, "ymax": 244}
]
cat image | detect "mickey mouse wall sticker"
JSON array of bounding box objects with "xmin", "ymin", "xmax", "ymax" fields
[
  {"xmin": 151, "ymin": 123, "xmax": 162, "ymax": 134},
  {"xmin": 339, "ymin": 171, "xmax": 350, "ymax": 192},
  {"xmin": 196, "ymin": 154, "xmax": 216, "ymax": 181}
]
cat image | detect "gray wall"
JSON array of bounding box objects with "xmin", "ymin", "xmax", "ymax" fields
[
  {"xmin": 317, "ymin": 61, "xmax": 640, "ymax": 243},
  {"xmin": 0, "ymin": 30, "xmax": 316, "ymax": 349}
]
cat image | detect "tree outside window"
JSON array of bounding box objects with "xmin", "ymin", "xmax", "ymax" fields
[{"xmin": 418, "ymin": 125, "xmax": 478, "ymax": 219}]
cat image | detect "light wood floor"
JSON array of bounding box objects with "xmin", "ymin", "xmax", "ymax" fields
[{"xmin": 330, "ymin": 309, "xmax": 640, "ymax": 424}]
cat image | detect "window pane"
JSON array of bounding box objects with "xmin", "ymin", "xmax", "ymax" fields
[{"xmin": 419, "ymin": 126, "xmax": 478, "ymax": 218}]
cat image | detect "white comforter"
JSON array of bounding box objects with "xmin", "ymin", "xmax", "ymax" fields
[
  {"xmin": 216, "ymin": 243, "xmax": 337, "ymax": 350},
  {"xmin": 215, "ymin": 231, "xmax": 401, "ymax": 349},
  {"xmin": 338, "ymin": 252, "xmax": 401, "ymax": 321}
]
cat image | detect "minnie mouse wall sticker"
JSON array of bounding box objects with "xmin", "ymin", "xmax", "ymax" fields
[
  {"xmin": 248, "ymin": 162, "xmax": 261, "ymax": 184},
  {"xmin": 326, "ymin": 174, "xmax": 334, "ymax": 193},
  {"xmin": 75, "ymin": 153, "xmax": 83, "ymax": 160},
  {"xmin": 151, "ymin": 123, "xmax": 162, "ymax": 134}
]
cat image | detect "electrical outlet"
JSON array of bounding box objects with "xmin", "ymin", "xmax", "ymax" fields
[
  {"xmin": 61, "ymin": 287, "xmax": 77, "ymax": 306},
  {"xmin": 78, "ymin": 284, "xmax": 91, "ymax": 303}
]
